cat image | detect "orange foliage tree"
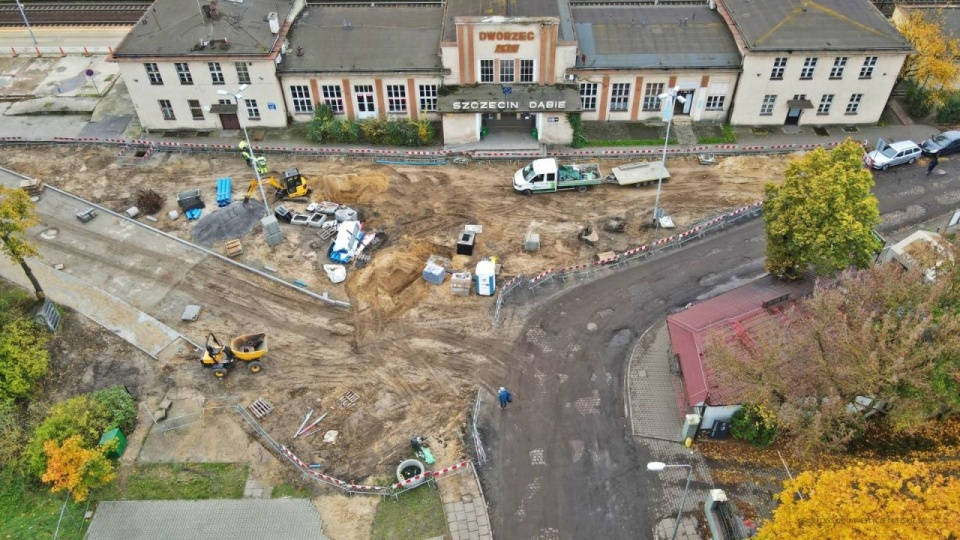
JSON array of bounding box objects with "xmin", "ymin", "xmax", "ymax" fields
[
  {"xmin": 757, "ymin": 461, "xmax": 960, "ymax": 540},
  {"xmin": 41, "ymin": 435, "xmax": 116, "ymax": 502}
]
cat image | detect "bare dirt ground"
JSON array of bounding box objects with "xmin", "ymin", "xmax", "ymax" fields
[{"xmin": 0, "ymin": 147, "xmax": 787, "ymax": 487}]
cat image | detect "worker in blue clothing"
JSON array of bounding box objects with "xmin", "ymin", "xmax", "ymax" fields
[{"xmin": 498, "ymin": 387, "xmax": 512, "ymax": 409}]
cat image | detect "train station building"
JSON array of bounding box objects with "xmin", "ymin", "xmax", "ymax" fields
[{"xmin": 112, "ymin": 0, "xmax": 912, "ymax": 147}]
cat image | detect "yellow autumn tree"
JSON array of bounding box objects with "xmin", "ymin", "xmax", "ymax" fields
[
  {"xmin": 897, "ymin": 9, "xmax": 960, "ymax": 104},
  {"xmin": 757, "ymin": 461, "xmax": 960, "ymax": 540},
  {"xmin": 41, "ymin": 435, "xmax": 116, "ymax": 502}
]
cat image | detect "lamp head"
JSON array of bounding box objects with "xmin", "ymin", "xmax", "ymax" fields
[
  {"xmin": 238, "ymin": 84, "xmax": 249, "ymax": 92},
  {"xmin": 217, "ymin": 90, "xmax": 229, "ymax": 96},
  {"xmin": 647, "ymin": 462, "xmax": 666, "ymax": 471}
]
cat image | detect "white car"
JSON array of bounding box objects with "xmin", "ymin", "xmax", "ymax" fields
[{"xmin": 865, "ymin": 140, "xmax": 921, "ymax": 171}]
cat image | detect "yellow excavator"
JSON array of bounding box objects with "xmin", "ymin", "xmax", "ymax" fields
[
  {"xmin": 200, "ymin": 332, "xmax": 268, "ymax": 379},
  {"xmin": 244, "ymin": 167, "xmax": 311, "ymax": 203}
]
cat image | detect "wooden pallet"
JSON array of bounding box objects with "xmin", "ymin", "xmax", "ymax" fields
[
  {"xmin": 225, "ymin": 239, "xmax": 243, "ymax": 258},
  {"xmin": 337, "ymin": 390, "xmax": 359, "ymax": 408},
  {"xmin": 249, "ymin": 397, "xmax": 273, "ymax": 419}
]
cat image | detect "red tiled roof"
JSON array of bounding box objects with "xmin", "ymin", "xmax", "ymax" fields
[{"xmin": 667, "ymin": 275, "xmax": 815, "ymax": 407}]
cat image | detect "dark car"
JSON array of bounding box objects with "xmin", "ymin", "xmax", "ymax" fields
[{"xmin": 921, "ymin": 130, "xmax": 960, "ymax": 157}]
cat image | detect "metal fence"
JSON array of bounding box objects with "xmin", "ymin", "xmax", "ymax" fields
[
  {"xmin": 471, "ymin": 388, "xmax": 487, "ymax": 466},
  {"xmin": 493, "ymin": 202, "xmax": 764, "ymax": 324}
]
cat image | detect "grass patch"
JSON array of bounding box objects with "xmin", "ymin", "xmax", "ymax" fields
[
  {"xmin": 0, "ymin": 469, "xmax": 89, "ymax": 540},
  {"xmin": 272, "ymin": 482, "xmax": 313, "ymax": 499},
  {"xmin": 582, "ymin": 138, "xmax": 672, "ymax": 147},
  {"xmin": 372, "ymin": 485, "xmax": 448, "ymax": 540},
  {"xmin": 97, "ymin": 462, "xmax": 248, "ymax": 500},
  {"xmin": 697, "ymin": 124, "xmax": 737, "ymax": 144}
]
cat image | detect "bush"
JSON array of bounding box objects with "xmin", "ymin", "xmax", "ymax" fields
[
  {"xmin": 0, "ymin": 318, "xmax": 49, "ymax": 408},
  {"xmin": 306, "ymin": 112, "xmax": 437, "ymax": 147},
  {"xmin": 0, "ymin": 404, "xmax": 27, "ymax": 469},
  {"xmin": 935, "ymin": 93, "xmax": 960, "ymax": 125},
  {"xmin": 25, "ymin": 387, "xmax": 135, "ymax": 478},
  {"xmin": 731, "ymin": 404, "xmax": 778, "ymax": 447},
  {"xmin": 906, "ymin": 81, "xmax": 934, "ymax": 118}
]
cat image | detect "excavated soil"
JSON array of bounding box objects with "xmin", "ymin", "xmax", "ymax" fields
[{"xmin": 0, "ymin": 146, "xmax": 787, "ymax": 482}]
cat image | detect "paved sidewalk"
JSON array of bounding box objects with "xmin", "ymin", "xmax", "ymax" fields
[
  {"xmin": 439, "ymin": 467, "xmax": 493, "ymax": 540},
  {"xmin": 627, "ymin": 323, "xmax": 685, "ymax": 441}
]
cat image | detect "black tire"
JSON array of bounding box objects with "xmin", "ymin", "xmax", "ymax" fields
[
  {"xmin": 881, "ymin": 164, "xmax": 890, "ymax": 171},
  {"xmin": 213, "ymin": 368, "xmax": 227, "ymax": 378},
  {"xmin": 522, "ymin": 189, "xmax": 532, "ymax": 196},
  {"xmin": 909, "ymin": 157, "xmax": 917, "ymax": 164},
  {"xmin": 248, "ymin": 361, "xmax": 263, "ymax": 374},
  {"xmin": 577, "ymin": 186, "xmax": 588, "ymax": 193}
]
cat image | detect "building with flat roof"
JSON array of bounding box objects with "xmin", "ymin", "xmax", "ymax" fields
[{"xmin": 111, "ymin": 0, "xmax": 302, "ymax": 130}]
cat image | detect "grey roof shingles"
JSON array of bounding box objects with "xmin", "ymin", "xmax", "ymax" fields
[
  {"xmin": 442, "ymin": 0, "xmax": 573, "ymax": 42},
  {"xmin": 86, "ymin": 499, "xmax": 328, "ymax": 540},
  {"xmin": 899, "ymin": 6, "xmax": 960, "ymax": 37},
  {"xmin": 573, "ymin": 5, "xmax": 741, "ymax": 70},
  {"xmin": 113, "ymin": 0, "xmax": 295, "ymax": 57},
  {"xmin": 281, "ymin": 6, "xmax": 444, "ymax": 73},
  {"xmin": 720, "ymin": 0, "xmax": 912, "ymax": 52}
]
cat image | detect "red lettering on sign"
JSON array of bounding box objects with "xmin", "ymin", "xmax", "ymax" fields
[{"xmin": 495, "ymin": 44, "xmax": 520, "ymax": 53}]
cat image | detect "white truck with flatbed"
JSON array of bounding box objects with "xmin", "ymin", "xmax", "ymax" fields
[{"xmin": 513, "ymin": 158, "xmax": 669, "ymax": 195}]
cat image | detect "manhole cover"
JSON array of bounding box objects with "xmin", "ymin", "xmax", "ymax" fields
[{"xmin": 40, "ymin": 228, "xmax": 58, "ymax": 240}]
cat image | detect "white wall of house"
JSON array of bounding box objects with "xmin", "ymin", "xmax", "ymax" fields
[
  {"xmin": 731, "ymin": 52, "xmax": 906, "ymax": 125},
  {"xmin": 573, "ymin": 72, "xmax": 738, "ymax": 123},
  {"xmin": 539, "ymin": 113, "xmax": 573, "ymax": 144},
  {"xmin": 279, "ymin": 75, "xmax": 444, "ymax": 123},
  {"xmin": 116, "ymin": 59, "xmax": 286, "ymax": 130},
  {"xmin": 443, "ymin": 114, "xmax": 479, "ymax": 144},
  {"xmin": 701, "ymin": 404, "xmax": 741, "ymax": 431}
]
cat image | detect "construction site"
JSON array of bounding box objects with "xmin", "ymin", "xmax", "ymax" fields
[{"xmin": 0, "ymin": 145, "xmax": 788, "ymax": 487}]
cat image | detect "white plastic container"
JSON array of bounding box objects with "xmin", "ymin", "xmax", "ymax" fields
[{"xmin": 475, "ymin": 260, "xmax": 496, "ymax": 296}]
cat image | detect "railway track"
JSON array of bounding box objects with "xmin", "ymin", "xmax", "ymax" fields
[{"xmin": 0, "ymin": 3, "xmax": 149, "ymax": 26}]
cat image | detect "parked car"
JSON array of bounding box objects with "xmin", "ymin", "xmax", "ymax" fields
[
  {"xmin": 865, "ymin": 140, "xmax": 922, "ymax": 170},
  {"xmin": 921, "ymin": 130, "xmax": 960, "ymax": 157}
]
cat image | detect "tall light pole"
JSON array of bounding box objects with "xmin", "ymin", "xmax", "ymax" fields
[
  {"xmin": 217, "ymin": 85, "xmax": 270, "ymax": 216},
  {"xmin": 652, "ymin": 87, "xmax": 685, "ymax": 228},
  {"xmin": 647, "ymin": 461, "xmax": 694, "ymax": 540},
  {"xmin": 14, "ymin": 0, "xmax": 38, "ymax": 45}
]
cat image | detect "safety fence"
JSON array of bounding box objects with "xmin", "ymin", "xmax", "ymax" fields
[
  {"xmin": 234, "ymin": 404, "xmax": 474, "ymax": 499},
  {"xmin": 470, "ymin": 388, "xmax": 487, "ymax": 466},
  {"xmin": 0, "ymin": 135, "xmax": 845, "ymax": 163},
  {"xmin": 8, "ymin": 45, "xmax": 116, "ymax": 58},
  {"xmin": 494, "ymin": 202, "xmax": 764, "ymax": 324}
]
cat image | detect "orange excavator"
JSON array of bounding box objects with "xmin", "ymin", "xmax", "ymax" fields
[{"xmin": 244, "ymin": 167, "xmax": 311, "ymax": 202}]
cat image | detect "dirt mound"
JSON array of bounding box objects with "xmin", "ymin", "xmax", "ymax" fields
[
  {"xmin": 348, "ymin": 239, "xmax": 448, "ymax": 318},
  {"xmin": 312, "ymin": 172, "xmax": 390, "ymax": 204}
]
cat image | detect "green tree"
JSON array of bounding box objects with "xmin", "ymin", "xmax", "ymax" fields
[
  {"xmin": 0, "ymin": 186, "xmax": 44, "ymax": 300},
  {"xmin": 0, "ymin": 318, "xmax": 49, "ymax": 407},
  {"xmin": 763, "ymin": 139, "xmax": 881, "ymax": 279}
]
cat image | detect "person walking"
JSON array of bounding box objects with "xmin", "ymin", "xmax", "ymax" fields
[
  {"xmin": 498, "ymin": 387, "xmax": 512, "ymax": 409},
  {"xmin": 927, "ymin": 155, "xmax": 939, "ymax": 176}
]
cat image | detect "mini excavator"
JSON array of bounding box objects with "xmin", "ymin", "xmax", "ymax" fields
[
  {"xmin": 200, "ymin": 332, "xmax": 268, "ymax": 379},
  {"xmin": 244, "ymin": 167, "xmax": 312, "ymax": 202}
]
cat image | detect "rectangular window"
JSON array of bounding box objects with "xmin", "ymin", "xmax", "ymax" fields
[
  {"xmin": 771, "ymin": 57, "xmax": 787, "ymax": 80},
  {"xmin": 144, "ymin": 63, "xmax": 162, "ymax": 85},
  {"xmin": 499, "ymin": 60, "xmax": 514, "ymax": 83},
  {"xmin": 705, "ymin": 95, "xmax": 725, "ymax": 111},
  {"xmin": 158, "ymin": 99, "xmax": 174, "ymax": 120},
  {"xmin": 321, "ymin": 85, "xmax": 344, "ymax": 113},
  {"xmin": 830, "ymin": 57, "xmax": 847, "ymax": 79},
  {"xmin": 610, "ymin": 83, "xmax": 630, "ymax": 112},
  {"xmin": 235, "ymin": 62, "xmax": 251, "ymax": 85},
  {"xmin": 520, "ymin": 60, "xmax": 534, "ymax": 83},
  {"xmin": 579, "ymin": 83, "xmax": 598, "ymax": 111},
  {"xmin": 846, "ymin": 93, "xmax": 862, "ymax": 114},
  {"xmin": 245, "ymin": 98, "xmax": 260, "ymax": 120},
  {"xmin": 355, "ymin": 85, "xmax": 375, "ymax": 113},
  {"xmin": 188, "ymin": 99, "xmax": 203, "ymax": 120},
  {"xmin": 418, "ymin": 84, "xmax": 438, "ymax": 112},
  {"xmin": 480, "ymin": 60, "xmax": 494, "ymax": 83},
  {"xmin": 760, "ymin": 94, "xmax": 777, "ymax": 115},
  {"xmin": 387, "ymin": 84, "xmax": 407, "ymax": 113},
  {"xmin": 175, "ymin": 63, "xmax": 193, "ymax": 85},
  {"xmin": 208, "ymin": 62, "xmax": 224, "ymax": 85},
  {"xmin": 817, "ymin": 94, "xmax": 834, "ymax": 115},
  {"xmin": 642, "ymin": 82, "xmax": 664, "ymax": 111},
  {"xmin": 859, "ymin": 56, "xmax": 878, "ymax": 79},
  {"xmin": 290, "ymin": 85, "xmax": 313, "ymax": 114},
  {"xmin": 800, "ymin": 57, "xmax": 817, "ymax": 80}
]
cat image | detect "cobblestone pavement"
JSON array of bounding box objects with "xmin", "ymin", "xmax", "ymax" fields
[
  {"xmin": 440, "ymin": 467, "xmax": 493, "ymax": 540},
  {"xmin": 627, "ymin": 323, "xmax": 684, "ymax": 441}
]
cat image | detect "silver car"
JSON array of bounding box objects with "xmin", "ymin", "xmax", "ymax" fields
[{"xmin": 865, "ymin": 140, "xmax": 921, "ymax": 170}]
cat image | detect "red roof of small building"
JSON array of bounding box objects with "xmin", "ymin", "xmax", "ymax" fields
[{"xmin": 667, "ymin": 275, "xmax": 815, "ymax": 407}]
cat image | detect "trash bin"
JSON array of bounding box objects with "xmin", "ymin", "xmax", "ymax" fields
[
  {"xmin": 710, "ymin": 420, "xmax": 731, "ymax": 440},
  {"xmin": 98, "ymin": 428, "xmax": 127, "ymax": 458},
  {"xmin": 457, "ymin": 231, "xmax": 476, "ymax": 256}
]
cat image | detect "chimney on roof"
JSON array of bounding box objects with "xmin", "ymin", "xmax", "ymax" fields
[{"xmin": 268, "ymin": 12, "xmax": 280, "ymax": 34}]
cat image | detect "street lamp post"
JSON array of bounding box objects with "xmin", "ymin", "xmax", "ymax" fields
[
  {"xmin": 647, "ymin": 461, "xmax": 694, "ymax": 540},
  {"xmin": 217, "ymin": 85, "xmax": 270, "ymax": 216},
  {"xmin": 14, "ymin": 0, "xmax": 38, "ymax": 45},
  {"xmin": 652, "ymin": 87, "xmax": 685, "ymax": 228}
]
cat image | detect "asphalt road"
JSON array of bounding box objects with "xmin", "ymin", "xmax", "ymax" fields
[{"xmin": 485, "ymin": 157, "xmax": 960, "ymax": 539}]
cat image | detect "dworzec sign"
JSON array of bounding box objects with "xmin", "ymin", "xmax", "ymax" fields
[{"xmin": 438, "ymin": 85, "xmax": 581, "ymax": 114}]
